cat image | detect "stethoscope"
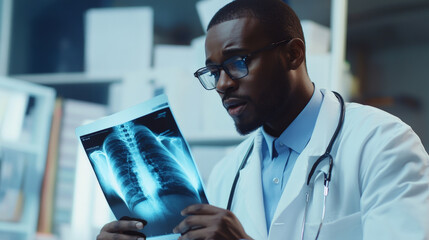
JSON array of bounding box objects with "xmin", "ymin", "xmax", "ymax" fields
[{"xmin": 226, "ymin": 92, "xmax": 345, "ymax": 240}]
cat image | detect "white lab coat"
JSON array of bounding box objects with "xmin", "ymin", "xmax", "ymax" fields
[{"xmin": 206, "ymin": 90, "xmax": 429, "ymax": 240}]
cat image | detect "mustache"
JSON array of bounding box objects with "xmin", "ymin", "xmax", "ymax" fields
[
  {"xmin": 221, "ymin": 93, "xmax": 250, "ymax": 103},
  {"xmin": 222, "ymin": 94, "xmax": 251, "ymax": 108}
]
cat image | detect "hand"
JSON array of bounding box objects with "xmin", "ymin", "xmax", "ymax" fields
[
  {"xmin": 97, "ymin": 217, "xmax": 147, "ymax": 240},
  {"xmin": 173, "ymin": 204, "xmax": 253, "ymax": 240}
]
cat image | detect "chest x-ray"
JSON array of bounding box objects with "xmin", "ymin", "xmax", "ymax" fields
[{"xmin": 76, "ymin": 95, "xmax": 208, "ymax": 238}]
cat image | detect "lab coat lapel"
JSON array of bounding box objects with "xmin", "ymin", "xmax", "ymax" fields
[
  {"xmin": 233, "ymin": 131, "xmax": 268, "ymax": 239},
  {"xmin": 272, "ymin": 90, "xmax": 343, "ymax": 227}
]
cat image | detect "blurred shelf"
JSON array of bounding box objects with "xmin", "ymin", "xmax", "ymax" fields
[
  {"xmin": 11, "ymin": 73, "xmax": 123, "ymax": 105},
  {"xmin": 1, "ymin": 141, "xmax": 39, "ymax": 155},
  {"xmin": 11, "ymin": 72, "xmax": 122, "ymax": 85},
  {"xmin": 0, "ymin": 77, "xmax": 55, "ymax": 240},
  {"xmin": 0, "ymin": 221, "xmax": 28, "ymax": 233}
]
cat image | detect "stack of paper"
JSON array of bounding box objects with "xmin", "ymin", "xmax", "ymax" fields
[
  {"xmin": 85, "ymin": 7, "xmax": 154, "ymax": 76},
  {"xmin": 302, "ymin": 20, "xmax": 332, "ymax": 91},
  {"xmin": 0, "ymin": 89, "xmax": 29, "ymax": 142},
  {"xmin": 152, "ymin": 44, "xmax": 205, "ymax": 137},
  {"xmin": 301, "ymin": 20, "xmax": 331, "ymax": 55}
]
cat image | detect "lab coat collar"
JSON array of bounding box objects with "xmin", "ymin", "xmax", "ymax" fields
[
  {"xmin": 233, "ymin": 130, "xmax": 268, "ymax": 239},
  {"xmin": 270, "ymin": 89, "xmax": 344, "ymax": 232},
  {"xmin": 301, "ymin": 89, "xmax": 343, "ymax": 157}
]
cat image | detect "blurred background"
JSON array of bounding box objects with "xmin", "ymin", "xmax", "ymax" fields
[{"xmin": 0, "ymin": 0, "xmax": 427, "ymax": 239}]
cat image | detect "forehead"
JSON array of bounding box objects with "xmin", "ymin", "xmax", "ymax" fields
[{"xmin": 205, "ymin": 18, "xmax": 270, "ymax": 62}]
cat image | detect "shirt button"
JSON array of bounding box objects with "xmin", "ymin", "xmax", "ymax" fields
[{"xmin": 273, "ymin": 177, "xmax": 280, "ymax": 184}]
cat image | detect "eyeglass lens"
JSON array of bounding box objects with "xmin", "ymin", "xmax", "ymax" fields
[{"xmin": 197, "ymin": 57, "xmax": 248, "ymax": 89}]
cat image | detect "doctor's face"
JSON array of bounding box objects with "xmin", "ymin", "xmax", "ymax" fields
[{"xmin": 205, "ymin": 18, "xmax": 293, "ymax": 135}]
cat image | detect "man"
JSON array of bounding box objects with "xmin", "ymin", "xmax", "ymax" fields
[{"xmin": 97, "ymin": 0, "xmax": 429, "ymax": 239}]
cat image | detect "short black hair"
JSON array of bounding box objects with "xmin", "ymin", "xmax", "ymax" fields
[{"xmin": 207, "ymin": 0, "xmax": 304, "ymax": 44}]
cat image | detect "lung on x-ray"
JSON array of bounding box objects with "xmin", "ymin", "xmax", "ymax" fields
[{"xmin": 76, "ymin": 95, "xmax": 208, "ymax": 239}]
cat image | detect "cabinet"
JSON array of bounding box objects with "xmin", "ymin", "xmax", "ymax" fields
[{"xmin": 0, "ymin": 77, "xmax": 55, "ymax": 240}]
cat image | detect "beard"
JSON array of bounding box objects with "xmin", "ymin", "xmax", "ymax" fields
[
  {"xmin": 232, "ymin": 115, "xmax": 264, "ymax": 135},
  {"xmin": 231, "ymin": 96, "xmax": 287, "ymax": 136}
]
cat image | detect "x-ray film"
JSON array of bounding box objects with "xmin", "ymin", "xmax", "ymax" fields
[{"xmin": 76, "ymin": 94, "xmax": 208, "ymax": 240}]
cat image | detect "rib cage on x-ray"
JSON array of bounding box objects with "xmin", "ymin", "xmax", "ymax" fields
[{"xmin": 102, "ymin": 122, "xmax": 200, "ymax": 211}]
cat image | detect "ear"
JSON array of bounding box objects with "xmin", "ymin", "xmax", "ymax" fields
[{"xmin": 285, "ymin": 38, "xmax": 305, "ymax": 70}]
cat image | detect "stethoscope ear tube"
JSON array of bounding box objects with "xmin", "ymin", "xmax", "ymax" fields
[
  {"xmin": 306, "ymin": 91, "xmax": 345, "ymax": 186},
  {"xmin": 307, "ymin": 153, "xmax": 333, "ymax": 185},
  {"xmin": 226, "ymin": 142, "xmax": 254, "ymax": 211}
]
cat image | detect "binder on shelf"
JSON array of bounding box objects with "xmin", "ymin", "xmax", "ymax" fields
[{"xmin": 38, "ymin": 98, "xmax": 63, "ymax": 233}]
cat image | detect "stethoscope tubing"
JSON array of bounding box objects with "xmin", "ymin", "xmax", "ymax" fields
[{"xmin": 306, "ymin": 91, "xmax": 345, "ymax": 185}]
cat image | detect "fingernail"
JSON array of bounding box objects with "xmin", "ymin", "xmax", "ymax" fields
[{"xmin": 136, "ymin": 222, "xmax": 144, "ymax": 229}]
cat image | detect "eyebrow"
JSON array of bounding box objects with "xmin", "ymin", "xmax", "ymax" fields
[{"xmin": 205, "ymin": 47, "xmax": 248, "ymax": 66}]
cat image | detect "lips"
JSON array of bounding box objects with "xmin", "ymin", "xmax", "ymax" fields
[{"xmin": 223, "ymin": 98, "xmax": 247, "ymax": 117}]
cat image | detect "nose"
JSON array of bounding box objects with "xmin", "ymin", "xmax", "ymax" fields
[{"xmin": 216, "ymin": 69, "xmax": 238, "ymax": 94}]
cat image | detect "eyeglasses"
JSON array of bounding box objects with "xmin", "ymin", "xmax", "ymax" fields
[{"xmin": 193, "ymin": 39, "xmax": 290, "ymax": 90}]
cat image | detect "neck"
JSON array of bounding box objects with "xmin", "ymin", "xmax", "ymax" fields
[{"xmin": 264, "ymin": 74, "xmax": 314, "ymax": 137}]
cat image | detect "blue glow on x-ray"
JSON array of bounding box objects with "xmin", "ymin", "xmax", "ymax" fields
[
  {"xmin": 88, "ymin": 121, "xmax": 203, "ymax": 226},
  {"xmin": 90, "ymin": 150, "xmax": 125, "ymax": 200},
  {"xmin": 156, "ymin": 134, "xmax": 201, "ymax": 191}
]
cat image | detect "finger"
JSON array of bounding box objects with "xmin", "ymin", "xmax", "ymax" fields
[
  {"xmin": 101, "ymin": 220, "xmax": 145, "ymax": 233},
  {"xmin": 97, "ymin": 231, "xmax": 146, "ymax": 240},
  {"xmin": 181, "ymin": 204, "xmax": 223, "ymax": 216},
  {"xmin": 120, "ymin": 216, "xmax": 148, "ymax": 226},
  {"xmin": 173, "ymin": 215, "xmax": 208, "ymax": 234},
  {"xmin": 123, "ymin": 231, "xmax": 146, "ymax": 238},
  {"xmin": 177, "ymin": 227, "xmax": 209, "ymax": 240}
]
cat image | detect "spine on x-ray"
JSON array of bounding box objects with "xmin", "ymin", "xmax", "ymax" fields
[{"xmin": 103, "ymin": 122, "xmax": 199, "ymax": 210}]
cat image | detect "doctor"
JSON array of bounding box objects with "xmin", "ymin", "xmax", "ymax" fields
[{"xmin": 97, "ymin": 0, "xmax": 429, "ymax": 239}]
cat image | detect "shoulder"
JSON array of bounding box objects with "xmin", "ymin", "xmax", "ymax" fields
[
  {"xmin": 342, "ymin": 101, "xmax": 426, "ymax": 152},
  {"xmin": 339, "ymin": 104, "xmax": 429, "ymax": 235},
  {"xmin": 341, "ymin": 102, "xmax": 418, "ymax": 144},
  {"xmin": 345, "ymin": 102, "xmax": 404, "ymax": 128},
  {"xmin": 319, "ymin": 90, "xmax": 413, "ymax": 148},
  {"xmin": 340, "ymin": 101, "xmax": 428, "ymax": 182},
  {"xmin": 318, "ymin": 93, "xmax": 422, "ymax": 158}
]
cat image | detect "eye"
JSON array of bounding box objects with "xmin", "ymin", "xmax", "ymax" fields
[
  {"xmin": 204, "ymin": 66, "xmax": 219, "ymax": 78},
  {"xmin": 228, "ymin": 59, "xmax": 246, "ymax": 71},
  {"xmin": 209, "ymin": 70, "xmax": 220, "ymax": 78},
  {"xmin": 224, "ymin": 58, "xmax": 247, "ymax": 77}
]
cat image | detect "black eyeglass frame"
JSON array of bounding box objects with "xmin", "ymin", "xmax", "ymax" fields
[{"xmin": 193, "ymin": 39, "xmax": 291, "ymax": 90}]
